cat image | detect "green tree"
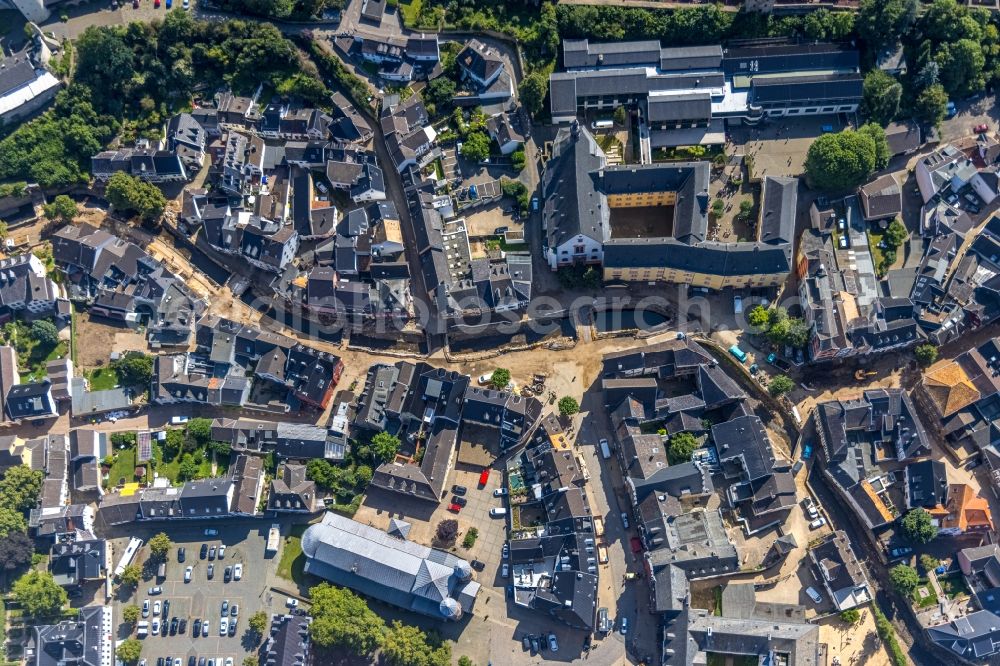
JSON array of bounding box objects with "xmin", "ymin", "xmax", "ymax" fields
[
  {"xmin": 747, "ymin": 305, "xmax": 770, "ymax": 329},
  {"xmin": 840, "ymin": 609, "xmax": 861, "ymax": 624},
  {"xmin": 901, "ymin": 508, "xmax": 938, "ymax": 543},
  {"xmin": 915, "ymin": 344, "xmax": 939, "ymax": 368},
  {"xmin": 243, "ymin": 658, "xmax": 259, "ymax": 666},
  {"xmin": 119, "ymin": 563, "xmax": 141, "ymax": 587},
  {"xmin": 112, "ymin": 353, "xmax": 154, "ymax": 386},
  {"xmin": 248, "ymin": 610, "xmax": 268, "ymax": 636},
  {"xmin": 147, "ymin": 532, "xmax": 172, "ymax": 560},
  {"xmin": 12, "ymin": 570, "xmax": 68, "ymax": 618},
  {"xmin": 382, "ymin": 620, "xmax": 451, "ymax": 666},
  {"xmin": 558, "ymin": 396, "xmax": 580, "ymax": 418},
  {"xmin": 309, "ymin": 583, "xmax": 386, "ymax": 654},
  {"xmin": 857, "ymin": 0, "xmax": 918, "ymax": 51},
  {"xmin": 0, "ymin": 530, "xmax": 35, "ymax": 572},
  {"xmin": 372, "ymin": 432, "xmax": 401, "ymax": 462},
  {"xmin": 435, "ymin": 519, "xmax": 459, "ymax": 545},
  {"xmin": 116, "ymin": 638, "xmax": 143, "ymax": 665},
  {"xmin": 668, "ymin": 432, "xmax": 699, "ymax": 464},
  {"xmin": 862, "ymin": 70, "xmax": 902, "ymax": 126},
  {"xmin": 461, "ymin": 131, "xmax": 491, "ymax": 162},
  {"xmin": 490, "ymin": 368, "xmax": 511, "ymax": 390},
  {"xmin": 518, "ymin": 71, "xmax": 548, "ymax": 118},
  {"xmin": 885, "ymin": 219, "xmax": 909, "ymax": 247},
  {"xmin": 122, "ymin": 605, "xmax": 140, "ymax": 624},
  {"xmin": 889, "ymin": 563, "xmax": 920, "ymax": 594},
  {"xmin": 804, "ymin": 128, "xmax": 879, "ymax": 192},
  {"xmin": 511, "ymin": 149, "xmax": 526, "ymax": 172},
  {"xmin": 935, "ymin": 38, "xmax": 986, "ymax": 99},
  {"xmin": 30, "ymin": 319, "xmax": 59, "ymax": 348},
  {"xmin": 859, "ymin": 123, "xmax": 890, "ymax": 170},
  {"xmin": 712, "ymin": 199, "xmax": 725, "ymax": 217},
  {"xmin": 186, "ymin": 418, "xmax": 213, "ymax": 445},
  {"xmin": 613, "ymin": 106, "xmax": 626, "ymax": 126},
  {"xmin": 738, "ymin": 199, "xmax": 754, "ymax": 221},
  {"xmin": 42, "ymin": 194, "xmax": 78, "ymax": 223},
  {"xmin": 105, "ymin": 172, "xmax": 167, "ymax": 223},
  {"xmin": 0, "ymin": 464, "xmax": 44, "ymax": 511},
  {"xmin": 0, "ymin": 506, "xmax": 27, "ymax": 539},
  {"xmin": 769, "ymin": 375, "xmax": 795, "ymax": 397},
  {"xmin": 920, "ymin": 554, "xmax": 940, "ymax": 573},
  {"xmin": 915, "ymin": 83, "xmax": 949, "ymax": 128},
  {"xmin": 424, "ymin": 77, "xmax": 457, "ymax": 109},
  {"xmin": 177, "ymin": 454, "xmax": 199, "ymax": 481}
]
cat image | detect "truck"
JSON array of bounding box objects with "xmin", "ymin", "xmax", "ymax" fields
[
  {"xmin": 728, "ymin": 345, "xmax": 748, "ymax": 363},
  {"xmin": 597, "ymin": 545, "xmax": 609, "ymax": 564},
  {"xmin": 593, "ymin": 516, "xmax": 605, "ymax": 538},
  {"xmin": 266, "ymin": 524, "xmax": 280, "ymax": 554}
]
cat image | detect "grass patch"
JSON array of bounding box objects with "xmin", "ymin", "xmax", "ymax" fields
[
  {"xmin": 912, "ymin": 583, "xmax": 939, "ymax": 608},
  {"xmin": 712, "ymin": 585, "xmax": 723, "ymax": 616},
  {"xmin": 399, "ymin": 0, "xmax": 424, "ymax": 25},
  {"xmin": 85, "ymin": 367, "xmax": 119, "ymax": 391},
  {"xmin": 498, "ymin": 237, "xmax": 527, "ymax": 252},
  {"xmin": 104, "ymin": 447, "xmax": 141, "ymax": 489},
  {"xmin": 938, "ymin": 574, "xmax": 970, "ymax": 599},
  {"xmin": 597, "ymin": 134, "xmax": 623, "ymax": 154},
  {"xmin": 868, "ymin": 227, "xmax": 889, "ymax": 276},
  {"xmin": 277, "ymin": 524, "xmax": 309, "ymax": 585}
]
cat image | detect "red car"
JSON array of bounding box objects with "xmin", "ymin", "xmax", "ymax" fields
[
  {"xmin": 154, "ymin": 0, "xmax": 160, "ymax": 6},
  {"xmin": 478, "ymin": 468, "xmax": 490, "ymax": 486},
  {"xmin": 448, "ymin": 503, "xmax": 462, "ymax": 513},
  {"xmin": 975, "ymin": 123, "xmax": 989, "ymax": 134}
]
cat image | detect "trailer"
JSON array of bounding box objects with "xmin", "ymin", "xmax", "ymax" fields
[
  {"xmin": 593, "ymin": 516, "xmax": 605, "ymax": 538},
  {"xmin": 266, "ymin": 524, "xmax": 281, "ymax": 554}
]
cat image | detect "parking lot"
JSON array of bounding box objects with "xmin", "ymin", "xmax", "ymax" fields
[
  {"xmin": 729, "ymin": 114, "xmax": 848, "ymax": 179},
  {"xmin": 114, "ymin": 524, "xmax": 277, "ymax": 665}
]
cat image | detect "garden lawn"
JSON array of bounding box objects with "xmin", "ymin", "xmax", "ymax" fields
[
  {"xmin": 105, "ymin": 447, "xmax": 140, "ymax": 489},
  {"xmin": 85, "ymin": 367, "xmax": 118, "ymax": 391},
  {"xmin": 912, "ymin": 583, "xmax": 939, "ymax": 609},
  {"xmin": 938, "ymin": 574, "xmax": 971, "ymax": 599},
  {"xmin": 277, "ymin": 524, "xmax": 309, "ymax": 585},
  {"xmin": 868, "ymin": 227, "xmax": 889, "ymax": 276}
]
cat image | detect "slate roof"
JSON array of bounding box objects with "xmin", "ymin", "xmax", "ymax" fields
[
  {"xmin": 29, "ymin": 605, "xmax": 110, "ymax": 666},
  {"xmin": 860, "ymin": 174, "xmax": 903, "ymax": 220}
]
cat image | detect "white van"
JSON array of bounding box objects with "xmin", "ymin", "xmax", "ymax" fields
[
  {"xmin": 599, "ymin": 438, "xmax": 612, "ymax": 460},
  {"xmin": 592, "ymin": 119, "xmax": 614, "ymax": 130},
  {"xmin": 733, "ymin": 295, "xmax": 743, "ymax": 314},
  {"xmin": 489, "ymin": 507, "xmax": 508, "ymax": 518}
]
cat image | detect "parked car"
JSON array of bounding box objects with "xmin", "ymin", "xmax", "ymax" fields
[
  {"xmin": 207, "ymin": 564, "xmax": 214, "ymax": 579},
  {"xmin": 219, "ymin": 619, "xmax": 228, "ymax": 636},
  {"xmin": 530, "ymin": 637, "xmax": 540, "ymax": 653},
  {"xmin": 452, "ymin": 496, "xmax": 467, "ymax": 507},
  {"xmin": 806, "ymin": 587, "xmax": 823, "ymax": 604},
  {"xmin": 809, "ymin": 517, "xmax": 827, "ymax": 529},
  {"xmin": 494, "ymin": 226, "xmax": 509, "ymax": 235},
  {"xmin": 448, "ymin": 503, "xmax": 463, "ymax": 513},
  {"xmin": 471, "ymin": 559, "xmax": 486, "ymax": 571},
  {"xmin": 183, "ymin": 0, "xmax": 189, "ymax": 9},
  {"xmin": 170, "ymin": 415, "xmax": 189, "ymax": 425},
  {"xmin": 142, "ymin": 600, "xmax": 150, "ymax": 617},
  {"xmin": 153, "ymin": 601, "xmax": 162, "ymax": 616},
  {"xmin": 152, "ymin": 619, "xmax": 160, "ymax": 635},
  {"xmin": 162, "ymin": 600, "xmax": 170, "ymax": 618},
  {"xmin": 221, "ymin": 600, "xmax": 229, "ymax": 615},
  {"xmin": 204, "ymin": 528, "xmax": 218, "ymax": 536},
  {"xmin": 478, "ymin": 373, "xmax": 492, "ymax": 386},
  {"xmin": 193, "ymin": 619, "xmax": 201, "ymax": 636},
  {"xmin": 522, "ymin": 635, "xmax": 531, "ymax": 651},
  {"xmin": 202, "ymin": 621, "xmax": 209, "ymax": 637},
  {"xmin": 170, "ymin": 617, "xmax": 179, "ymax": 635},
  {"xmin": 177, "ymin": 547, "xmax": 185, "ymax": 563},
  {"xmin": 184, "ymin": 566, "xmax": 192, "ymax": 583},
  {"xmin": 230, "ymin": 604, "xmax": 238, "ymax": 617},
  {"xmin": 501, "ymin": 563, "xmax": 509, "ymax": 577},
  {"xmin": 805, "ymin": 505, "xmax": 819, "ymax": 519},
  {"xmin": 208, "ymin": 546, "xmax": 216, "ymax": 560},
  {"xmin": 233, "ymin": 563, "xmax": 243, "ymax": 580},
  {"xmin": 224, "ymin": 566, "xmax": 232, "ymax": 583},
  {"xmin": 148, "ymin": 586, "xmax": 163, "ymax": 595},
  {"xmin": 621, "ymin": 512, "xmax": 630, "ymax": 529},
  {"xmin": 452, "ymin": 485, "xmax": 468, "ymax": 496},
  {"xmin": 502, "ymin": 543, "xmax": 509, "ymax": 559},
  {"xmin": 489, "ymin": 507, "xmax": 507, "ymax": 517},
  {"xmin": 548, "ymin": 633, "xmax": 559, "ymax": 652},
  {"xmin": 228, "ymin": 619, "xmax": 237, "ymax": 636},
  {"xmin": 200, "ymin": 544, "xmax": 208, "ymax": 559},
  {"xmin": 890, "ymin": 547, "xmax": 913, "ymax": 558},
  {"xmin": 218, "ymin": 545, "xmax": 226, "ymax": 559},
  {"xmin": 179, "ymin": 618, "xmax": 186, "ymax": 634},
  {"xmin": 976, "ymin": 123, "xmax": 989, "ymax": 133},
  {"xmin": 286, "ymin": 598, "xmax": 299, "ymax": 608},
  {"xmin": 620, "ymin": 617, "xmax": 629, "ymax": 635},
  {"xmin": 493, "ymin": 488, "xmax": 507, "ymax": 497},
  {"xmin": 479, "ymin": 468, "xmax": 491, "ymax": 486}
]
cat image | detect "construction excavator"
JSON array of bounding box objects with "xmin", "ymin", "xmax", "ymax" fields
[{"xmin": 855, "ymin": 369, "xmax": 877, "ymax": 381}]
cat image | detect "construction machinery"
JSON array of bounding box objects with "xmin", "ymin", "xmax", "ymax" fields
[{"xmin": 854, "ymin": 369, "xmax": 877, "ymax": 381}]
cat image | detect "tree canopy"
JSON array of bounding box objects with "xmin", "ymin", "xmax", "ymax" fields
[
  {"xmin": 116, "ymin": 638, "xmax": 144, "ymax": 665},
  {"xmin": 122, "ymin": 605, "xmax": 141, "ymax": 624},
  {"xmin": 0, "ymin": 465, "xmax": 44, "ymax": 512},
  {"xmin": 915, "ymin": 344, "xmax": 939, "ymax": 367},
  {"xmin": 147, "ymin": 532, "xmax": 172, "ymax": 560},
  {"xmin": 13, "ymin": 570, "xmax": 68, "ymax": 618},
  {"xmin": 490, "ymin": 368, "xmax": 511, "ymax": 390},
  {"xmin": 862, "ymin": 70, "xmax": 902, "ymax": 125},
  {"xmin": 558, "ymin": 396, "xmax": 580, "ymax": 418},
  {"xmin": 112, "ymin": 353, "xmax": 154, "ymax": 387},
  {"xmin": 381, "ymin": 621, "xmax": 452, "ymax": 666},
  {"xmin": 372, "ymin": 432, "xmax": 401, "ymax": 462},
  {"xmin": 914, "ymin": 83, "xmax": 950, "ymax": 127},
  {"xmin": 668, "ymin": 432, "xmax": 699, "ymax": 464},
  {"xmin": 518, "ymin": 72, "xmax": 548, "ymax": 117},
  {"xmin": 889, "ymin": 563, "xmax": 920, "ymax": 593},
  {"xmin": 856, "ymin": 0, "xmax": 918, "ymax": 51},
  {"xmin": 461, "ymin": 131, "xmax": 491, "ymax": 162},
  {"xmin": 43, "ymin": 195, "xmax": 79, "ymax": 223},
  {"xmin": 0, "ymin": 506, "xmax": 27, "ymax": 540},
  {"xmin": 901, "ymin": 508, "xmax": 938, "ymax": 543},
  {"xmin": 309, "ymin": 583, "xmax": 386, "ymax": 654},
  {"xmin": 805, "ymin": 125, "xmax": 888, "ymax": 192},
  {"xmin": 30, "ymin": 320, "xmax": 59, "ymax": 348},
  {"xmin": 105, "ymin": 172, "xmax": 167, "ymax": 223},
  {"xmin": 119, "ymin": 563, "xmax": 141, "ymax": 587},
  {"xmin": 0, "ymin": 530, "xmax": 35, "ymax": 572},
  {"xmin": 769, "ymin": 375, "xmax": 795, "ymax": 398}
]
